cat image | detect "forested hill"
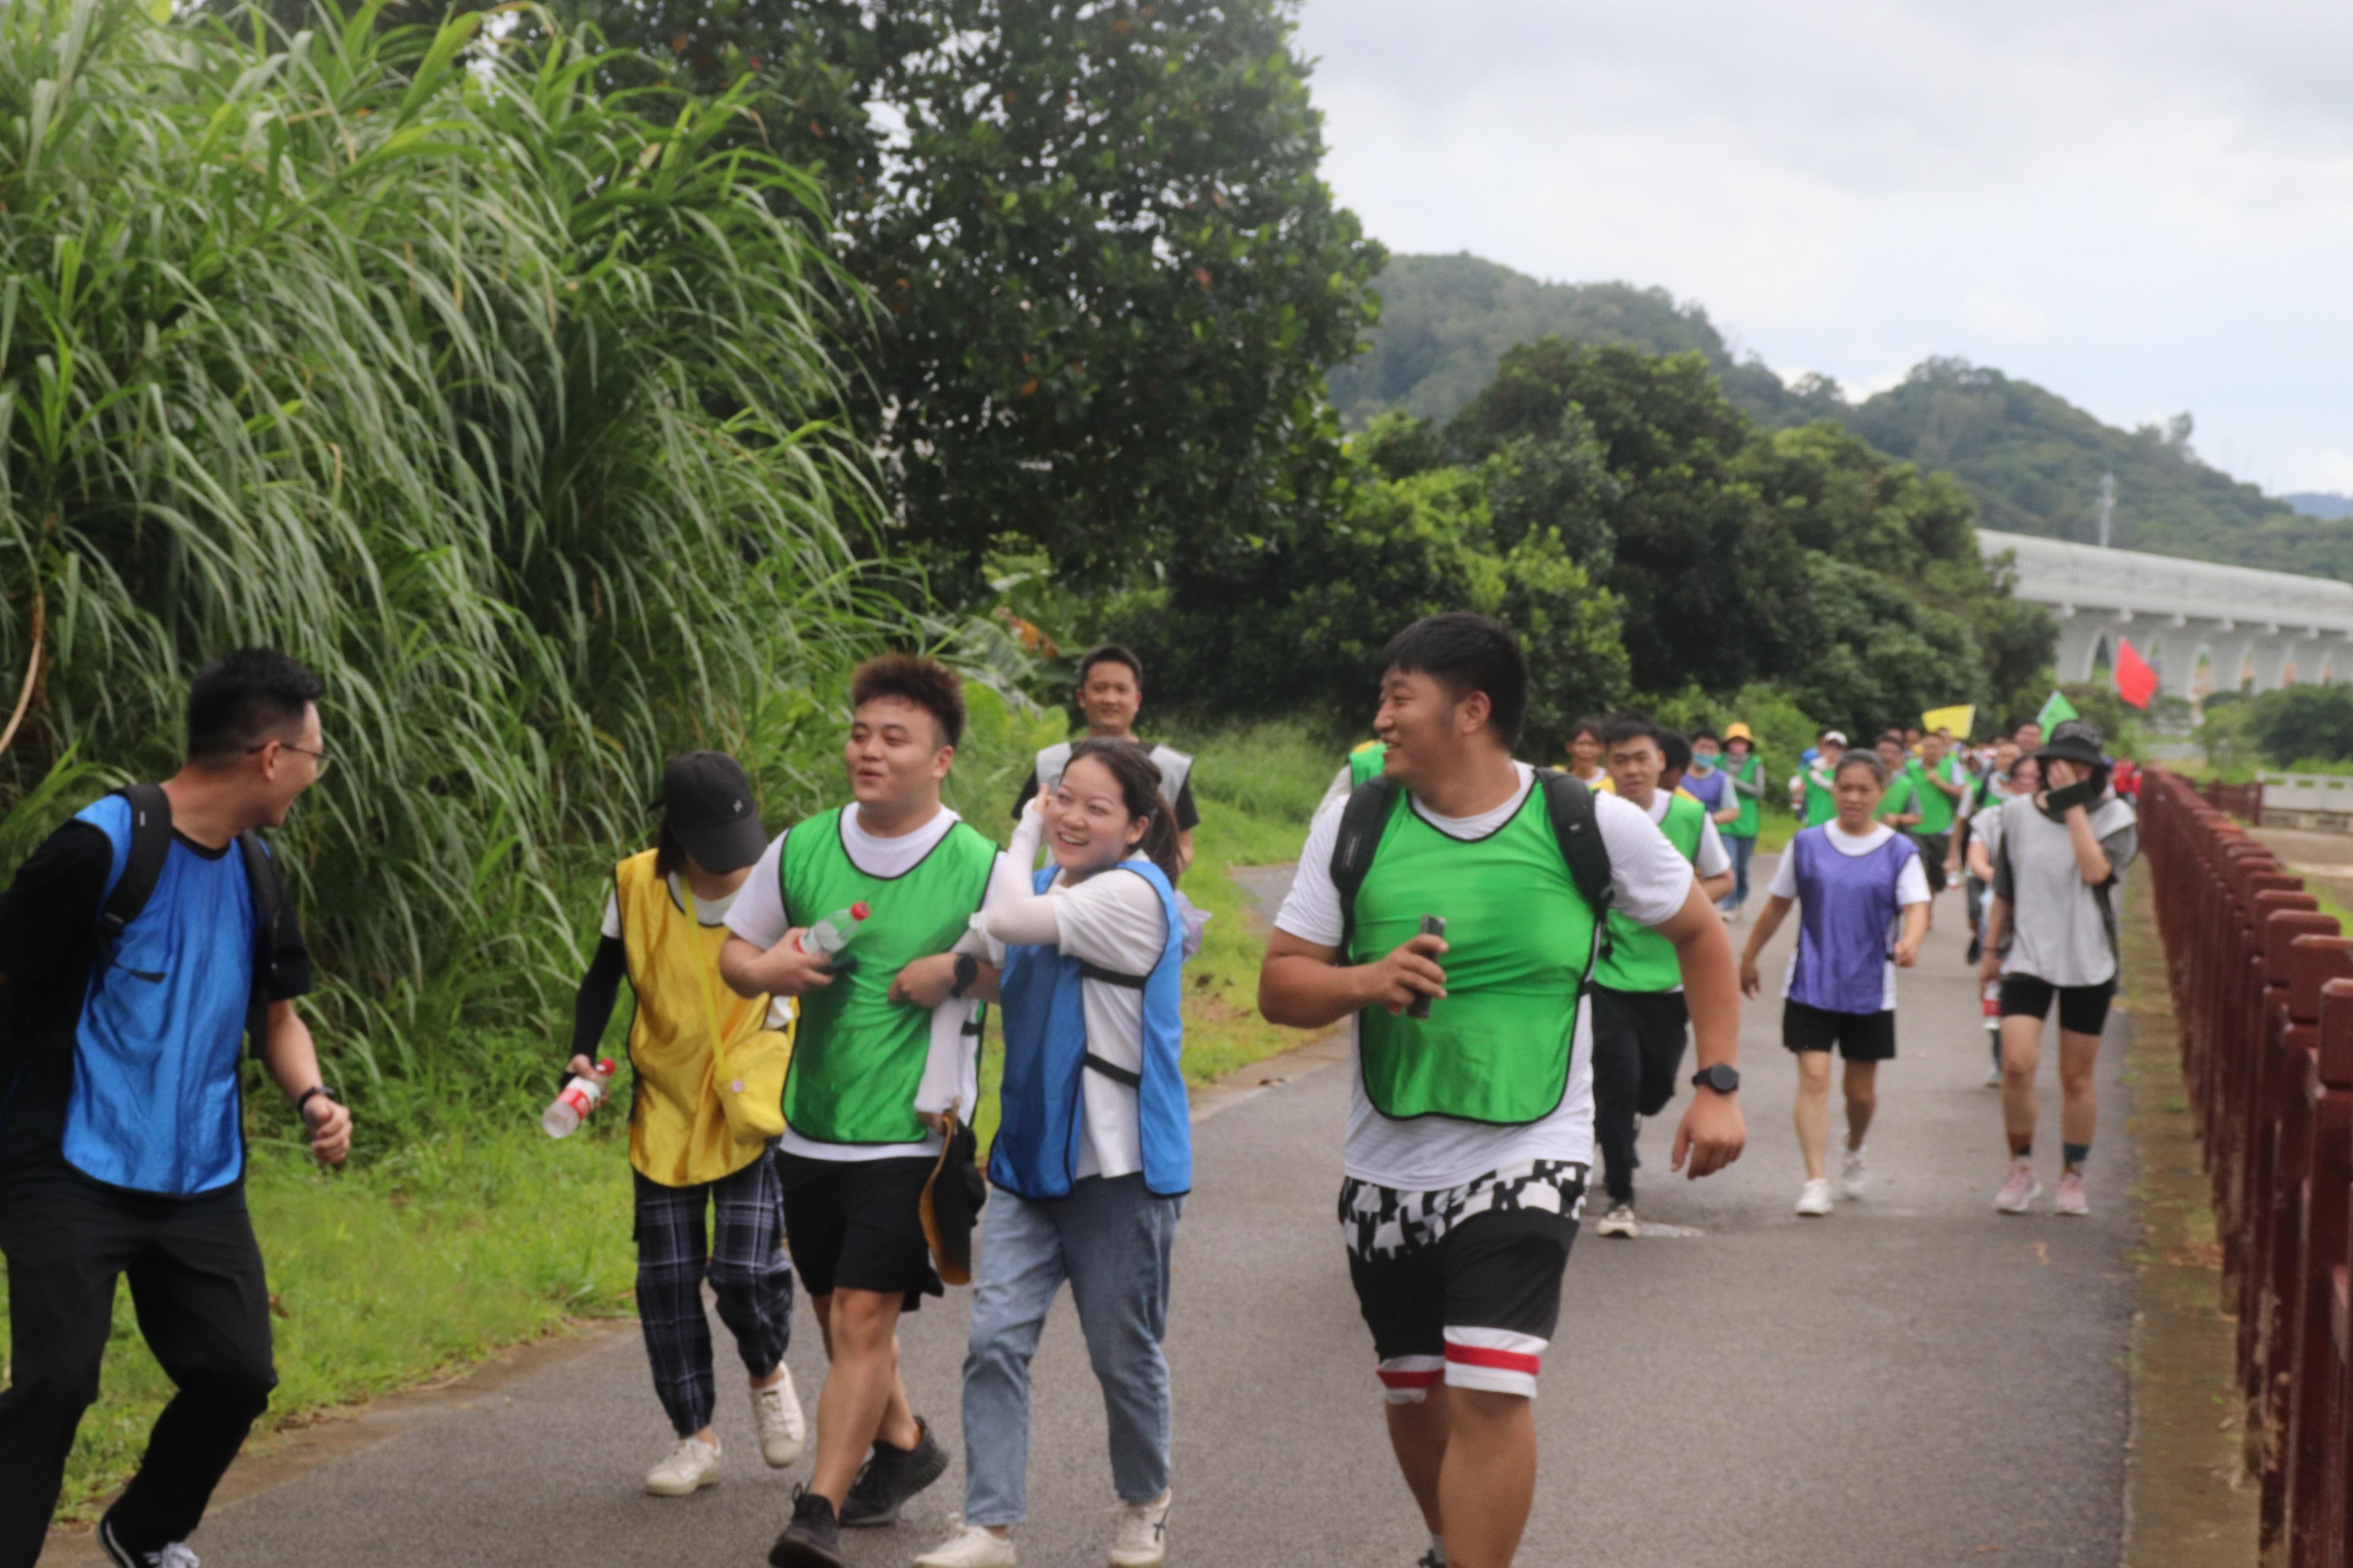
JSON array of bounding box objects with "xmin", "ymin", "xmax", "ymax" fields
[{"xmin": 1337, "ymin": 253, "xmax": 2353, "ymax": 580}]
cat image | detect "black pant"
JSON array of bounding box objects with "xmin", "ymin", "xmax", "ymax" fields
[
  {"xmin": 0, "ymin": 1172, "xmax": 277, "ymax": 1566},
  {"xmin": 1590, "ymin": 987, "xmax": 1691, "ymax": 1206}
]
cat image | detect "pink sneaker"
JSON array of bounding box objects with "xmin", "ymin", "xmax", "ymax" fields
[
  {"xmin": 2054, "ymin": 1170, "xmax": 2088, "ymax": 1216},
  {"xmin": 1995, "ymin": 1162, "xmax": 2041, "ymax": 1214}
]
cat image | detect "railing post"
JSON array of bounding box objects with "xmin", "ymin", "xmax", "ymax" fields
[
  {"xmin": 2287, "ymin": 954, "xmax": 2353, "ymax": 1567},
  {"xmin": 2241, "ymin": 905, "xmax": 2335, "ymax": 1445}
]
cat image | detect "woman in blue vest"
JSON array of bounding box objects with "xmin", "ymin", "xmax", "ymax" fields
[
  {"xmin": 1736, "ymin": 750, "xmax": 1930, "ymax": 1217},
  {"xmin": 916, "ymin": 739, "xmax": 1190, "ymax": 1568}
]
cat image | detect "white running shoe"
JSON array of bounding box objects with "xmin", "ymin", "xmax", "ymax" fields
[
  {"xmin": 645, "ymin": 1433, "xmax": 723, "ymax": 1496},
  {"xmin": 750, "ymin": 1367, "xmax": 806, "ymax": 1468},
  {"xmin": 1595, "ymin": 1202, "xmax": 1638, "ymax": 1238},
  {"xmin": 1795, "ymin": 1178, "xmax": 1834, "ymax": 1216},
  {"xmin": 1841, "ymin": 1145, "xmax": 1868, "ymax": 1199},
  {"xmin": 1983, "ymin": 1060, "xmax": 2003, "ymax": 1087},
  {"xmin": 914, "ymin": 1524, "xmax": 1019, "ymax": 1568},
  {"xmin": 1109, "ymin": 1493, "xmax": 1174, "ymax": 1568}
]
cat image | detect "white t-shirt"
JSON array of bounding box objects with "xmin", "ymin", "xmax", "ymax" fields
[
  {"xmin": 725, "ymin": 803, "xmax": 1008, "ymax": 1163},
  {"xmin": 1038, "ymin": 866, "xmax": 1168, "ymax": 1181},
  {"xmin": 1767, "ymin": 822, "xmax": 1933, "ymax": 1010},
  {"xmin": 1275, "ymin": 764, "xmax": 1698, "ymax": 1191}
]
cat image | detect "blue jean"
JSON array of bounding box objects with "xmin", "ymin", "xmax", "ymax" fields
[
  {"xmin": 960, "ymin": 1175, "xmax": 1182, "ymax": 1525},
  {"xmin": 1723, "ymin": 834, "xmax": 1757, "ymax": 908}
]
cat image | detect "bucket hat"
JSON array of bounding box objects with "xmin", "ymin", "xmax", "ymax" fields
[{"xmin": 2036, "ymin": 718, "xmax": 2107, "ymax": 770}]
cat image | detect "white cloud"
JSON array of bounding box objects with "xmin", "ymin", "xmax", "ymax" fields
[{"xmin": 1294, "ymin": 0, "xmax": 2353, "ymax": 493}]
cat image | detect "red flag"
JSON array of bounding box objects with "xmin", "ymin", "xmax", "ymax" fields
[{"xmin": 2114, "ymin": 637, "xmax": 2157, "ymax": 710}]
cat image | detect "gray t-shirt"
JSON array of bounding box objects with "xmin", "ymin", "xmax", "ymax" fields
[{"xmin": 1991, "ymin": 793, "xmax": 2138, "ymax": 987}]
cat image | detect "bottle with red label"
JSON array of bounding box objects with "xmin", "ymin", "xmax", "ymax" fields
[{"xmin": 543, "ymin": 1058, "xmax": 617, "ymax": 1138}]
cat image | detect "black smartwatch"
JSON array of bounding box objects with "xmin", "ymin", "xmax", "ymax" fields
[
  {"xmin": 950, "ymin": 952, "xmax": 980, "ymax": 998},
  {"xmin": 1690, "ymin": 1064, "xmax": 1741, "ymax": 1095},
  {"xmin": 294, "ymin": 1085, "xmax": 338, "ymax": 1118}
]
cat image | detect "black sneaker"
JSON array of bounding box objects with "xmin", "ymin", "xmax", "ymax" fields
[
  {"xmin": 96, "ymin": 1510, "xmax": 188, "ymax": 1568},
  {"xmin": 769, "ymin": 1487, "xmax": 846, "ymax": 1568},
  {"xmin": 838, "ymin": 1416, "xmax": 951, "ymax": 1526},
  {"xmin": 1966, "ymin": 936, "xmax": 1982, "ymax": 965}
]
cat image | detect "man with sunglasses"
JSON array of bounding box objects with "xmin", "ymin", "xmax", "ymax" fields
[{"xmin": 0, "ymin": 649, "xmax": 349, "ymax": 1568}]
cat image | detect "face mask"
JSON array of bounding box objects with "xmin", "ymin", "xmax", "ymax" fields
[{"xmin": 1690, "ymin": 755, "xmax": 1716, "ymax": 773}]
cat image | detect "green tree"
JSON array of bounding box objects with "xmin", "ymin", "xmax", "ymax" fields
[
  {"xmin": 2244, "ymin": 685, "xmax": 2353, "ymax": 768},
  {"xmin": 561, "ymin": 0, "xmax": 1385, "ymax": 594},
  {"xmin": 1447, "ymin": 340, "xmax": 1814, "ymax": 695}
]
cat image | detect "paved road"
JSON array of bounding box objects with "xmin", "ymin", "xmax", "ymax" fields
[{"xmin": 58, "ymin": 858, "xmax": 2136, "ymax": 1567}]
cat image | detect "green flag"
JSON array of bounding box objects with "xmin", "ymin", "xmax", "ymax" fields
[{"xmin": 2036, "ymin": 689, "xmax": 2079, "ymax": 731}]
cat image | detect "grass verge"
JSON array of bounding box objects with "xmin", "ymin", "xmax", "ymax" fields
[{"xmin": 2116, "ymin": 880, "xmax": 2260, "ymax": 1566}]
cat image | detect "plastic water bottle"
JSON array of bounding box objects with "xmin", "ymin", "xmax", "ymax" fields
[
  {"xmin": 798, "ymin": 902, "xmax": 870, "ymax": 958},
  {"xmin": 543, "ymin": 1059, "xmax": 617, "ymax": 1138}
]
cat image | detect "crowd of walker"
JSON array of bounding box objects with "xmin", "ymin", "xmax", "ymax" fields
[{"xmin": 0, "ymin": 622, "xmax": 2143, "ymax": 1568}]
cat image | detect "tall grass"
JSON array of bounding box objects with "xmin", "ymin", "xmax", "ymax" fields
[{"xmin": 0, "ymin": 0, "xmax": 896, "ymax": 1132}]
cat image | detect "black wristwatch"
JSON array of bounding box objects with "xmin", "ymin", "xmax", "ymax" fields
[
  {"xmin": 950, "ymin": 952, "xmax": 980, "ymax": 998},
  {"xmin": 294, "ymin": 1085, "xmax": 338, "ymax": 1118},
  {"xmin": 1690, "ymin": 1064, "xmax": 1741, "ymax": 1095}
]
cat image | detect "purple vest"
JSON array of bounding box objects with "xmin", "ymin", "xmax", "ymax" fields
[{"xmin": 1786, "ymin": 826, "xmax": 1917, "ymax": 1014}]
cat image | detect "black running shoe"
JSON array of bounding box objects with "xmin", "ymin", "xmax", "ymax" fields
[
  {"xmin": 838, "ymin": 1416, "xmax": 951, "ymax": 1526},
  {"xmin": 1966, "ymin": 936, "xmax": 1982, "ymax": 965},
  {"xmin": 770, "ymin": 1487, "xmax": 847, "ymax": 1568}
]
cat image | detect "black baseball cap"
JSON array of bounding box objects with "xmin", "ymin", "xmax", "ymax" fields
[{"xmin": 658, "ymin": 752, "xmax": 766, "ymax": 874}]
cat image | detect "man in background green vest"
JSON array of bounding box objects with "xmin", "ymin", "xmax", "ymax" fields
[
  {"xmin": 1907, "ymin": 729, "xmax": 1967, "ymax": 901},
  {"xmin": 1791, "ymin": 730, "xmax": 1845, "ymax": 826},
  {"xmin": 1259, "ymin": 615, "xmax": 1745, "ymax": 1568},
  {"xmin": 722, "ymin": 654, "xmax": 1006, "ymax": 1568},
  {"xmin": 1589, "ymin": 718, "xmax": 1735, "ymax": 1239},
  {"xmin": 1717, "ymin": 722, "xmax": 1765, "ymax": 917}
]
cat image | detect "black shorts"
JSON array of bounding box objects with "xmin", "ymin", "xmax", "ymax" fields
[
  {"xmin": 1340, "ymin": 1163, "xmax": 1584, "ymax": 1402},
  {"xmin": 776, "ymin": 1151, "xmax": 940, "ymax": 1310},
  {"xmin": 1911, "ymin": 833, "xmax": 1949, "ymax": 895},
  {"xmin": 1999, "ymin": 974, "xmax": 2117, "ymax": 1036},
  {"xmin": 1782, "ymin": 999, "xmax": 1897, "ymax": 1061},
  {"xmin": 1590, "ymin": 986, "xmax": 1691, "ymax": 1117}
]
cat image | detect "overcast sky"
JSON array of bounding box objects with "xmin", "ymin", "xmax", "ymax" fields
[{"xmin": 1291, "ymin": 1, "xmax": 2353, "ymax": 498}]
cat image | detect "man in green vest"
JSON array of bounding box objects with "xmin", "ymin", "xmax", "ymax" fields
[
  {"xmin": 720, "ymin": 654, "xmax": 1006, "ymax": 1568},
  {"xmin": 1589, "ymin": 718, "xmax": 1735, "ymax": 1239},
  {"xmin": 1258, "ymin": 614, "xmax": 1745, "ymax": 1568},
  {"xmin": 1907, "ymin": 729, "xmax": 1967, "ymax": 901},
  {"xmin": 1872, "ymin": 733, "xmax": 1922, "ymax": 833},
  {"xmin": 1717, "ymin": 721, "xmax": 1765, "ymax": 917},
  {"xmin": 1790, "ymin": 730, "xmax": 1845, "ymax": 826}
]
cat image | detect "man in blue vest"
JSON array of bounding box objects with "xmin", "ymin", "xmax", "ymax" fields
[{"xmin": 0, "ymin": 650, "xmax": 350, "ymax": 1568}]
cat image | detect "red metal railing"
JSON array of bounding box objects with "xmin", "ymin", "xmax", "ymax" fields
[
  {"xmin": 2144, "ymin": 768, "xmax": 2347, "ymax": 1564},
  {"xmin": 2205, "ymin": 777, "xmax": 2266, "ymax": 825}
]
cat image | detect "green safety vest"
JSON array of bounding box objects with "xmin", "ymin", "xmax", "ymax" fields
[
  {"xmin": 1348, "ymin": 742, "xmax": 1387, "ymax": 790},
  {"xmin": 1347, "ymin": 787, "xmax": 1599, "ymax": 1125},
  {"xmin": 1876, "ymin": 770, "xmax": 1917, "ymax": 827},
  {"xmin": 1594, "ymin": 793, "xmax": 1704, "ymax": 993},
  {"xmin": 1909, "ymin": 756, "xmax": 1961, "ymax": 834},
  {"xmin": 1725, "ymin": 753, "xmax": 1761, "ymax": 839},
  {"xmin": 1803, "ymin": 766, "xmax": 1837, "ymax": 826},
  {"xmin": 778, "ymin": 806, "xmax": 998, "ymax": 1145}
]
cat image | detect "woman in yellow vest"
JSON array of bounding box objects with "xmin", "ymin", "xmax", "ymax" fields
[{"xmin": 562, "ymin": 752, "xmax": 805, "ymax": 1497}]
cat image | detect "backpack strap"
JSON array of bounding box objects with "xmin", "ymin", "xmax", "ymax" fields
[
  {"xmin": 236, "ymin": 834, "xmax": 285, "ymax": 1049},
  {"xmin": 1537, "ymin": 771, "xmax": 1614, "ymax": 921},
  {"xmin": 97, "ymin": 783, "xmax": 175, "ymax": 958},
  {"xmin": 1077, "ymin": 959, "xmax": 1150, "ymax": 990},
  {"xmin": 1328, "ymin": 776, "xmax": 1400, "ymax": 952}
]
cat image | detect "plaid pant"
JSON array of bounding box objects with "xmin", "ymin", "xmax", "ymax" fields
[{"xmin": 633, "ymin": 1152, "xmax": 796, "ymax": 1436}]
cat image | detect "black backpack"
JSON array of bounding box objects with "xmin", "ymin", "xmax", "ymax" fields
[
  {"xmin": 4, "ymin": 783, "xmax": 285, "ymax": 1074},
  {"xmin": 1328, "ymin": 771, "xmax": 1615, "ymax": 946}
]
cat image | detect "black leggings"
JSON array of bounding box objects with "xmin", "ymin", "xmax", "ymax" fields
[{"xmin": 0, "ymin": 1172, "xmax": 277, "ymax": 1564}]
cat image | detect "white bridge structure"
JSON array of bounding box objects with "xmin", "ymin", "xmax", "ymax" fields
[{"xmin": 1980, "ymin": 529, "xmax": 2353, "ymax": 696}]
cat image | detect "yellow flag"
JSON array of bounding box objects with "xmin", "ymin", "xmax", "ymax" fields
[{"xmin": 1921, "ymin": 704, "xmax": 1975, "ymax": 740}]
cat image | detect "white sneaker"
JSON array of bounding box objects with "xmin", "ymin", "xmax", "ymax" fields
[
  {"xmin": 914, "ymin": 1524, "xmax": 1019, "ymax": 1568},
  {"xmin": 1109, "ymin": 1493, "xmax": 1173, "ymax": 1568},
  {"xmin": 750, "ymin": 1367, "xmax": 806, "ymax": 1468},
  {"xmin": 644, "ymin": 1434, "xmax": 722, "ymax": 1496},
  {"xmin": 1983, "ymin": 1060, "xmax": 2003, "ymax": 1087},
  {"xmin": 1595, "ymin": 1202, "xmax": 1638, "ymax": 1238},
  {"xmin": 1795, "ymin": 1178, "xmax": 1834, "ymax": 1216},
  {"xmin": 1841, "ymin": 1145, "xmax": 1868, "ymax": 1199}
]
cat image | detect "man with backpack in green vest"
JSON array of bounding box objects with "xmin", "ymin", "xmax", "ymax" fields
[
  {"xmin": 1588, "ymin": 718, "xmax": 1735, "ymax": 1239},
  {"xmin": 0, "ymin": 650, "xmax": 350, "ymax": 1568},
  {"xmin": 719, "ymin": 655, "xmax": 1008, "ymax": 1568},
  {"xmin": 1258, "ymin": 615, "xmax": 1745, "ymax": 1568}
]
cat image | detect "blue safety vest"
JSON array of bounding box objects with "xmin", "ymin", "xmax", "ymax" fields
[{"xmin": 989, "ymin": 858, "xmax": 1190, "ymax": 1200}]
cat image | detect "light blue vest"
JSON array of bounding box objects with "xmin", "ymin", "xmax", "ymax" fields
[{"xmin": 990, "ymin": 859, "xmax": 1191, "ymax": 1200}]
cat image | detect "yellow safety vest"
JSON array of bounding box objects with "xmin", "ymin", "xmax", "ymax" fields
[{"xmin": 614, "ymin": 851, "xmax": 794, "ymax": 1187}]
